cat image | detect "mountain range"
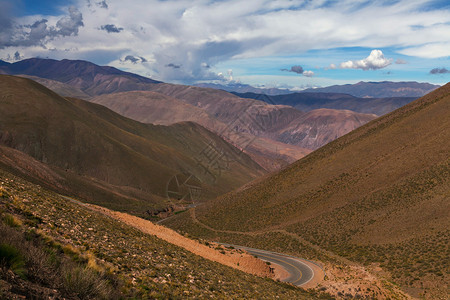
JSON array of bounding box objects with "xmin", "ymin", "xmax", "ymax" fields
[
  {"xmin": 199, "ymin": 81, "xmax": 439, "ymax": 98},
  {"xmin": 0, "ymin": 75, "xmax": 265, "ymax": 217},
  {"xmin": 0, "ymin": 58, "xmax": 160, "ymax": 96},
  {"xmin": 168, "ymin": 83, "xmax": 450, "ymax": 298},
  {"xmin": 0, "ymin": 58, "xmax": 384, "ymax": 170},
  {"xmin": 232, "ymin": 91, "xmax": 417, "ymax": 116},
  {"xmin": 301, "ymin": 81, "xmax": 439, "ymax": 98},
  {"xmin": 0, "ymin": 56, "xmax": 447, "ymax": 299},
  {"xmin": 195, "ymin": 82, "xmax": 293, "ymax": 95}
]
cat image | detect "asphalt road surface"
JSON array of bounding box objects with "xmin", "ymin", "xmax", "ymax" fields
[
  {"xmin": 220, "ymin": 243, "xmax": 315, "ymax": 286},
  {"xmin": 59, "ymin": 194, "xmax": 315, "ymax": 286}
]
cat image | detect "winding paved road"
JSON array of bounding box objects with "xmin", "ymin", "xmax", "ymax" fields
[
  {"xmin": 58, "ymin": 194, "xmax": 317, "ymax": 286},
  {"xmin": 219, "ymin": 243, "xmax": 315, "ymax": 286}
]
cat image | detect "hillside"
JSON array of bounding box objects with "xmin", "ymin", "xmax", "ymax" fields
[
  {"xmin": 90, "ymin": 90, "xmax": 312, "ymax": 171},
  {"xmin": 195, "ymin": 82, "xmax": 293, "ymax": 95},
  {"xmin": 17, "ymin": 75, "xmax": 90, "ymax": 99},
  {"xmin": 0, "ymin": 58, "xmax": 160, "ymax": 96},
  {"xmin": 270, "ymin": 109, "xmax": 377, "ymax": 149},
  {"xmin": 0, "ymin": 75, "xmax": 264, "ymax": 217},
  {"xmin": 1, "ymin": 58, "xmax": 381, "ymax": 170},
  {"xmin": 301, "ymin": 81, "xmax": 439, "ymax": 98},
  {"xmin": 91, "ymin": 87, "xmax": 374, "ymax": 167},
  {"xmin": 233, "ymin": 91, "xmax": 417, "ymax": 116},
  {"xmin": 0, "ymin": 167, "xmax": 329, "ymax": 299},
  {"xmin": 167, "ymin": 83, "xmax": 450, "ymax": 298},
  {"xmin": 199, "ymin": 81, "xmax": 439, "ymax": 98}
]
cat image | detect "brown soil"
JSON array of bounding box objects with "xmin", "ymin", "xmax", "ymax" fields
[
  {"xmin": 300, "ymin": 261, "xmax": 325, "ymax": 289},
  {"xmin": 271, "ymin": 262, "xmax": 290, "ymax": 281},
  {"xmin": 85, "ymin": 203, "xmax": 274, "ymax": 278},
  {"xmin": 319, "ymin": 263, "xmax": 411, "ymax": 299}
]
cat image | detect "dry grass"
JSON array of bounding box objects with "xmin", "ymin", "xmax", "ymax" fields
[
  {"xmin": 0, "ymin": 168, "xmax": 332, "ymax": 299},
  {"xmin": 166, "ymin": 84, "xmax": 450, "ymax": 299}
]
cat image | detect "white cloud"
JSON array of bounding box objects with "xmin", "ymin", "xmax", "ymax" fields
[
  {"xmin": 339, "ymin": 50, "xmax": 392, "ymax": 70},
  {"xmin": 0, "ymin": 6, "xmax": 84, "ymax": 48},
  {"xmin": 302, "ymin": 70, "xmax": 314, "ymax": 77},
  {"xmin": 1, "ymin": 0, "xmax": 449, "ymax": 82},
  {"xmin": 398, "ymin": 42, "xmax": 450, "ymax": 58},
  {"xmin": 326, "ymin": 63, "xmax": 337, "ymax": 70}
]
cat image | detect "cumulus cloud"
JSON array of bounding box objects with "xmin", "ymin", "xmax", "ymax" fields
[
  {"xmin": 1, "ymin": 0, "xmax": 449, "ymax": 83},
  {"xmin": 13, "ymin": 50, "xmax": 21, "ymax": 60},
  {"xmin": 166, "ymin": 63, "xmax": 181, "ymax": 69},
  {"xmin": 55, "ymin": 6, "xmax": 84, "ymax": 36},
  {"xmin": 339, "ymin": 50, "xmax": 392, "ymax": 70},
  {"xmin": 121, "ymin": 55, "xmax": 147, "ymax": 64},
  {"xmin": 429, "ymin": 67, "xmax": 449, "ymax": 74},
  {"xmin": 282, "ymin": 65, "xmax": 314, "ymax": 77},
  {"xmin": 395, "ymin": 58, "xmax": 407, "ymax": 64},
  {"xmin": 100, "ymin": 24, "xmax": 123, "ymax": 33},
  {"xmin": 0, "ymin": 6, "xmax": 83, "ymax": 48},
  {"xmin": 87, "ymin": 0, "xmax": 108, "ymax": 9},
  {"xmin": 281, "ymin": 65, "xmax": 304, "ymax": 74},
  {"xmin": 97, "ymin": 0, "xmax": 108, "ymax": 9},
  {"xmin": 326, "ymin": 63, "xmax": 337, "ymax": 70},
  {"xmin": 2, "ymin": 50, "xmax": 23, "ymax": 62},
  {"xmin": 290, "ymin": 65, "xmax": 304, "ymax": 74},
  {"xmin": 302, "ymin": 70, "xmax": 314, "ymax": 77}
]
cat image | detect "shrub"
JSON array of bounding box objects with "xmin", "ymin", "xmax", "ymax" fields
[
  {"xmin": 0, "ymin": 243, "xmax": 26, "ymax": 278},
  {"xmin": 3, "ymin": 213, "xmax": 21, "ymax": 227},
  {"xmin": 62, "ymin": 265, "xmax": 115, "ymax": 299},
  {"xmin": 0, "ymin": 187, "xmax": 9, "ymax": 198}
]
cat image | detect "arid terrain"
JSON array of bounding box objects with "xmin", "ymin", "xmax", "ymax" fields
[
  {"xmin": 165, "ymin": 83, "xmax": 450, "ymax": 299},
  {"xmin": 1, "ymin": 1, "xmax": 448, "ymax": 299},
  {"xmin": 0, "ymin": 169, "xmax": 333, "ymax": 299},
  {"xmin": 0, "ymin": 60, "xmax": 447, "ymax": 299}
]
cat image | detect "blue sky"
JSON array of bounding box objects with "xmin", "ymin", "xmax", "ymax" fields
[{"xmin": 1, "ymin": 0, "xmax": 449, "ymax": 88}]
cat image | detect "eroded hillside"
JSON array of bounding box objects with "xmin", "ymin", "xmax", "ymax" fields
[{"xmin": 166, "ymin": 83, "xmax": 450, "ymax": 299}]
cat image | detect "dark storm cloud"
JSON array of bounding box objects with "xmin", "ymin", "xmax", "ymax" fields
[
  {"xmin": 124, "ymin": 55, "xmax": 139, "ymax": 63},
  {"xmin": 87, "ymin": 0, "xmax": 108, "ymax": 9},
  {"xmin": 55, "ymin": 6, "xmax": 84, "ymax": 36},
  {"xmin": 0, "ymin": 6, "xmax": 84, "ymax": 49},
  {"xmin": 281, "ymin": 65, "xmax": 304, "ymax": 74},
  {"xmin": 121, "ymin": 55, "xmax": 147, "ymax": 64},
  {"xmin": 429, "ymin": 67, "xmax": 449, "ymax": 74},
  {"xmin": 166, "ymin": 63, "xmax": 181, "ymax": 69},
  {"xmin": 97, "ymin": 0, "xmax": 108, "ymax": 9},
  {"xmin": 100, "ymin": 24, "xmax": 123, "ymax": 33},
  {"xmin": 0, "ymin": 1, "xmax": 14, "ymax": 46}
]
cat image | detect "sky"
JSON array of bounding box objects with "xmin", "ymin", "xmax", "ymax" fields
[{"xmin": 0, "ymin": 0, "xmax": 449, "ymax": 89}]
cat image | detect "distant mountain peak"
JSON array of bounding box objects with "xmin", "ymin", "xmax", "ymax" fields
[
  {"xmin": 301, "ymin": 81, "xmax": 440, "ymax": 98},
  {"xmin": 0, "ymin": 57, "xmax": 161, "ymax": 96}
]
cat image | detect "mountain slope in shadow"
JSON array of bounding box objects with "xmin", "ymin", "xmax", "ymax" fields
[{"xmin": 0, "ymin": 75, "xmax": 264, "ymax": 217}]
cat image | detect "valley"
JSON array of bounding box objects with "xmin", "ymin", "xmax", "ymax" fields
[
  {"xmin": 0, "ymin": 57, "xmax": 447, "ymax": 299},
  {"xmin": 165, "ymin": 83, "xmax": 450, "ymax": 298},
  {"xmin": 1, "ymin": 1, "xmax": 449, "ymax": 298}
]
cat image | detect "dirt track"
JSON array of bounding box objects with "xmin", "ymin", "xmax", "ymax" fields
[{"xmin": 81, "ymin": 203, "xmax": 275, "ymax": 278}]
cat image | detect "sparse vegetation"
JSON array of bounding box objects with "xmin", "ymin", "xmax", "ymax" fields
[
  {"xmin": 165, "ymin": 85, "xmax": 450, "ymax": 299},
  {"xmin": 0, "ymin": 169, "xmax": 332, "ymax": 299}
]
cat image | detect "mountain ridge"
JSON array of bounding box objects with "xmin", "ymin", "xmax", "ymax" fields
[
  {"xmin": 301, "ymin": 80, "xmax": 439, "ymax": 98},
  {"xmin": 168, "ymin": 82, "xmax": 450, "ymax": 298},
  {"xmin": 233, "ymin": 91, "xmax": 417, "ymax": 116},
  {"xmin": 0, "ymin": 75, "xmax": 264, "ymax": 217},
  {"xmin": 0, "ymin": 58, "xmax": 160, "ymax": 96}
]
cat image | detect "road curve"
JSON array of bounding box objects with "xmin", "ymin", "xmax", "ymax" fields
[{"xmin": 219, "ymin": 243, "xmax": 315, "ymax": 286}]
